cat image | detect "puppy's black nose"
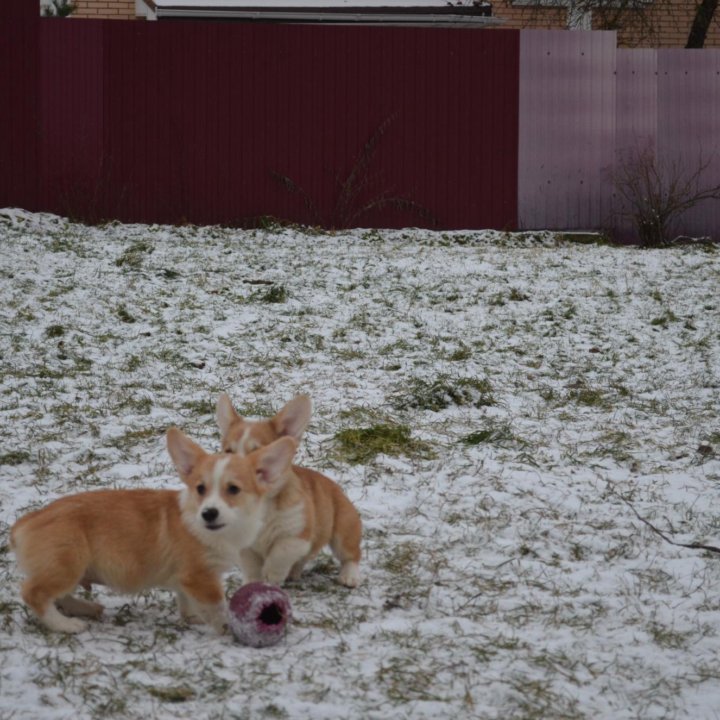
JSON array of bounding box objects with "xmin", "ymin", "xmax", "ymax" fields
[{"xmin": 202, "ymin": 507, "xmax": 219, "ymax": 523}]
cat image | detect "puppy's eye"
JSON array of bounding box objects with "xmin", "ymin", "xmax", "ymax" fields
[
  {"xmin": 224, "ymin": 448, "xmax": 233, "ymax": 454},
  {"xmin": 227, "ymin": 484, "xmax": 240, "ymax": 495},
  {"xmin": 197, "ymin": 484, "xmax": 206, "ymax": 496}
]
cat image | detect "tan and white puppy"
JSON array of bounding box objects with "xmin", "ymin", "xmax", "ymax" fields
[
  {"xmin": 216, "ymin": 393, "xmax": 362, "ymax": 588},
  {"xmin": 10, "ymin": 428, "xmax": 297, "ymax": 634}
]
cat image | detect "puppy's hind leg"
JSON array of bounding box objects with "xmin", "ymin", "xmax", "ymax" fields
[
  {"xmin": 330, "ymin": 510, "xmax": 362, "ymax": 588},
  {"xmin": 22, "ymin": 579, "xmax": 89, "ymax": 633},
  {"xmin": 17, "ymin": 533, "xmax": 92, "ymax": 633},
  {"xmin": 56, "ymin": 595, "xmax": 104, "ymax": 620}
]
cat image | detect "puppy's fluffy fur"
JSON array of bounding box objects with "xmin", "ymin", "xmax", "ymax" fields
[
  {"xmin": 216, "ymin": 393, "xmax": 362, "ymax": 587},
  {"xmin": 10, "ymin": 428, "xmax": 297, "ymax": 633}
]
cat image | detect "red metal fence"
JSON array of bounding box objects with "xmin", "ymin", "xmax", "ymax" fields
[
  {"xmin": 3, "ymin": 3, "xmax": 719, "ymax": 238},
  {"xmin": 0, "ymin": 3, "xmax": 519, "ymax": 230},
  {"xmin": 0, "ymin": 1, "xmax": 38, "ymax": 215}
]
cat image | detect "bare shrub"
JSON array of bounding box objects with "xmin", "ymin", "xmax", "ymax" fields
[{"xmin": 612, "ymin": 145, "xmax": 720, "ymax": 246}]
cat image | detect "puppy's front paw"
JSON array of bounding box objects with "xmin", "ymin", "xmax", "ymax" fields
[
  {"xmin": 182, "ymin": 614, "xmax": 204, "ymax": 625},
  {"xmin": 262, "ymin": 570, "xmax": 289, "ymax": 586},
  {"xmin": 339, "ymin": 562, "xmax": 360, "ymax": 588},
  {"xmin": 203, "ymin": 603, "xmax": 229, "ymax": 635}
]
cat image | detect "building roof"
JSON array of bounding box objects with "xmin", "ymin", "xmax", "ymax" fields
[{"xmin": 152, "ymin": 0, "xmax": 498, "ymax": 26}]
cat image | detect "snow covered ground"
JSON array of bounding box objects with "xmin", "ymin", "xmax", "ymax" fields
[{"xmin": 1, "ymin": 208, "xmax": 720, "ymax": 719}]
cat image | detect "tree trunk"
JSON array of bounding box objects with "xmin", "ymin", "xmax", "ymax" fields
[{"xmin": 686, "ymin": 0, "xmax": 719, "ymax": 48}]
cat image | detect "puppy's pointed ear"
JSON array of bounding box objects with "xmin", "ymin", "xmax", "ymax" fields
[
  {"xmin": 254, "ymin": 436, "xmax": 297, "ymax": 487},
  {"xmin": 167, "ymin": 427, "xmax": 207, "ymax": 481},
  {"xmin": 271, "ymin": 395, "xmax": 311, "ymax": 442},
  {"xmin": 216, "ymin": 393, "xmax": 242, "ymax": 437}
]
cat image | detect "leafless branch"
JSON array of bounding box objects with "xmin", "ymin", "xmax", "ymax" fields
[{"xmin": 606, "ymin": 482, "xmax": 720, "ymax": 555}]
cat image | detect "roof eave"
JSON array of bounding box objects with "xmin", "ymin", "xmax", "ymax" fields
[{"xmin": 155, "ymin": 10, "xmax": 502, "ymax": 25}]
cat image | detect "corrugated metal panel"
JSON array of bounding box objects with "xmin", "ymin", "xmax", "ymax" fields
[
  {"xmin": 38, "ymin": 19, "xmax": 104, "ymax": 219},
  {"xmin": 613, "ymin": 49, "xmax": 657, "ymax": 240},
  {"xmin": 0, "ymin": 1, "xmax": 39, "ymax": 212},
  {"xmin": 616, "ymin": 49, "xmax": 657, "ymax": 155},
  {"xmin": 75, "ymin": 19, "xmax": 520, "ymax": 229},
  {"xmin": 657, "ymin": 49, "xmax": 720, "ymax": 239},
  {"xmin": 518, "ymin": 30, "xmax": 616, "ymax": 230},
  {"xmin": 5, "ymin": 6, "xmax": 720, "ymax": 239},
  {"xmin": 1, "ymin": 5, "xmax": 520, "ymax": 230}
]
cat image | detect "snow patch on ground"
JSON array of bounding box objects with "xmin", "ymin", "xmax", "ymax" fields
[{"xmin": 1, "ymin": 210, "xmax": 720, "ymax": 718}]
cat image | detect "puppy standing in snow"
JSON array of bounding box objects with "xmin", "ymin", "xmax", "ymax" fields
[
  {"xmin": 216, "ymin": 393, "xmax": 362, "ymax": 588},
  {"xmin": 10, "ymin": 428, "xmax": 297, "ymax": 633}
]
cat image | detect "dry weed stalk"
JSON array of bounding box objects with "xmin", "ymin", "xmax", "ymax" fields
[{"xmin": 273, "ymin": 116, "xmax": 433, "ymax": 230}]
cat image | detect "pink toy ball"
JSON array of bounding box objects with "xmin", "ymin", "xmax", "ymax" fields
[{"xmin": 228, "ymin": 582, "xmax": 292, "ymax": 647}]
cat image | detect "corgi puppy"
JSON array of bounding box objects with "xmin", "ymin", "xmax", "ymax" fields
[
  {"xmin": 216, "ymin": 393, "xmax": 362, "ymax": 588},
  {"xmin": 10, "ymin": 428, "xmax": 297, "ymax": 634}
]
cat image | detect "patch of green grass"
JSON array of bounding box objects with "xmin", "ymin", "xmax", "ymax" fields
[
  {"xmin": 461, "ymin": 422, "xmax": 521, "ymax": 447},
  {"xmin": 573, "ymin": 386, "xmax": 607, "ymax": 407},
  {"xmin": 378, "ymin": 339, "xmax": 413, "ymax": 356},
  {"xmin": 562, "ymin": 303, "xmax": 577, "ymax": 319},
  {"xmin": 115, "ymin": 240, "xmax": 153, "ymax": 269},
  {"xmin": 505, "ymin": 675, "xmax": 585, "ymax": 720},
  {"xmin": 0, "ymin": 450, "xmax": 31, "ymax": 466},
  {"xmin": 122, "ymin": 395, "xmax": 153, "ymax": 414},
  {"xmin": 73, "ymin": 356, "xmax": 93, "ymax": 373},
  {"xmin": 114, "ymin": 426, "xmax": 166, "ymax": 450},
  {"xmin": 146, "ymin": 685, "xmax": 196, "ymax": 703},
  {"xmin": 393, "ymin": 374, "xmax": 495, "ymax": 412},
  {"xmin": 49, "ymin": 236, "xmax": 78, "ymax": 253},
  {"xmin": 123, "ymin": 355, "xmax": 142, "ymax": 372},
  {"xmin": 564, "ymin": 379, "xmax": 612, "ymax": 409},
  {"xmin": 650, "ymin": 309, "xmax": 679, "ymax": 327},
  {"xmin": 117, "ymin": 304, "xmax": 136, "ymax": 323},
  {"xmin": 647, "ymin": 622, "xmax": 692, "ymax": 650},
  {"xmin": 332, "ymin": 423, "xmax": 434, "ymax": 464},
  {"xmin": 252, "ymin": 285, "xmax": 288, "ymax": 303},
  {"xmin": 381, "ymin": 541, "xmax": 420, "ymax": 574},
  {"xmin": 556, "ymin": 231, "xmax": 609, "ymax": 245},
  {"xmin": 447, "ymin": 344, "xmax": 472, "ymax": 361},
  {"xmin": 263, "ymin": 704, "xmax": 290, "ymax": 719},
  {"xmin": 508, "ymin": 287, "xmax": 530, "ymax": 302},
  {"xmin": 333, "ymin": 348, "xmax": 365, "ymax": 360},
  {"xmin": 181, "ymin": 398, "xmax": 215, "ymax": 415},
  {"xmin": 45, "ymin": 324, "xmax": 65, "ymax": 338}
]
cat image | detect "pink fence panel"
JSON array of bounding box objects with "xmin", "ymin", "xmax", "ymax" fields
[
  {"xmin": 613, "ymin": 49, "xmax": 658, "ymax": 239},
  {"xmin": 657, "ymin": 49, "xmax": 720, "ymax": 239},
  {"xmin": 616, "ymin": 49, "xmax": 658, "ymax": 155},
  {"xmin": 518, "ymin": 30, "xmax": 617, "ymax": 231}
]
